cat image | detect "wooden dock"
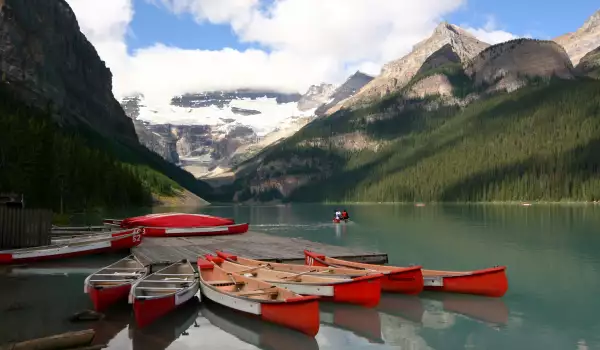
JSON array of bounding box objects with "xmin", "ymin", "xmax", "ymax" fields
[{"xmin": 132, "ymin": 231, "xmax": 388, "ymax": 268}]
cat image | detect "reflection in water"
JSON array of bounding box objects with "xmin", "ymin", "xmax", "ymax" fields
[
  {"xmin": 320, "ymin": 303, "xmax": 384, "ymax": 343},
  {"xmin": 200, "ymin": 299, "xmax": 319, "ymax": 350},
  {"xmin": 127, "ymin": 297, "xmax": 201, "ymax": 350},
  {"xmin": 90, "ymin": 305, "xmax": 132, "ymax": 347}
]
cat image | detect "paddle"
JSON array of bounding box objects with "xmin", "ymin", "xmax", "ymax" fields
[{"xmin": 279, "ymin": 269, "xmax": 321, "ymax": 280}]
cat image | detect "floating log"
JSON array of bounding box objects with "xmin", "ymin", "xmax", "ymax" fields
[{"xmin": 0, "ymin": 329, "xmax": 95, "ymax": 350}]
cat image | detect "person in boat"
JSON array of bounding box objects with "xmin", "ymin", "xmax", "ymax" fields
[
  {"xmin": 341, "ymin": 209, "xmax": 349, "ymax": 220},
  {"xmin": 334, "ymin": 209, "xmax": 342, "ymax": 221}
]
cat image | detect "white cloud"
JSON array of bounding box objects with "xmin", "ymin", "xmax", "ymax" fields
[
  {"xmin": 65, "ymin": 0, "xmax": 524, "ymax": 105},
  {"xmin": 461, "ymin": 15, "xmax": 525, "ymax": 44}
]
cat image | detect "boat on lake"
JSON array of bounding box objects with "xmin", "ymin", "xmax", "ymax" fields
[
  {"xmin": 300, "ymin": 251, "xmax": 424, "ymax": 294},
  {"xmin": 304, "ymin": 250, "xmax": 508, "ymax": 298},
  {"xmin": 84, "ymin": 255, "xmax": 148, "ymax": 312},
  {"xmin": 205, "ymin": 254, "xmax": 382, "ymax": 307},
  {"xmin": 0, "ymin": 229, "xmax": 143, "ymax": 264},
  {"xmin": 197, "ymin": 256, "xmax": 320, "ymax": 336},
  {"xmin": 130, "ymin": 259, "xmax": 199, "ymax": 328}
]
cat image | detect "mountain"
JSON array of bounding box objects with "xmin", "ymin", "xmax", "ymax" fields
[
  {"xmin": 554, "ymin": 10, "xmax": 600, "ymax": 65},
  {"xmin": 121, "ymin": 77, "xmax": 371, "ymax": 179},
  {"xmin": 217, "ymin": 30, "xmax": 600, "ymax": 203},
  {"xmin": 315, "ymin": 71, "xmax": 375, "ymax": 116},
  {"xmin": 0, "ymin": 0, "xmax": 212, "ymax": 211},
  {"xmin": 297, "ymin": 83, "xmax": 337, "ymax": 111},
  {"xmin": 576, "ymin": 46, "xmax": 600, "ymax": 78},
  {"xmin": 0, "ymin": 0, "xmax": 137, "ymax": 142},
  {"xmin": 119, "ymin": 89, "xmax": 316, "ymax": 177},
  {"xmin": 465, "ymin": 39, "xmax": 574, "ymax": 93},
  {"xmin": 331, "ymin": 23, "xmax": 490, "ymax": 112}
]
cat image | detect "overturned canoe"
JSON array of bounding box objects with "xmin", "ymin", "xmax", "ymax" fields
[
  {"xmin": 205, "ymin": 254, "xmax": 382, "ymax": 307},
  {"xmin": 197, "ymin": 257, "xmax": 320, "ymax": 336},
  {"xmin": 109, "ymin": 213, "xmax": 236, "ymax": 229},
  {"xmin": 304, "ymin": 250, "xmax": 508, "ymax": 298},
  {"xmin": 0, "ymin": 229, "xmax": 143, "ymax": 264},
  {"xmin": 130, "ymin": 259, "xmax": 199, "ymax": 328},
  {"xmin": 84, "ymin": 255, "xmax": 148, "ymax": 312},
  {"xmin": 303, "ymin": 251, "xmax": 424, "ymax": 295},
  {"xmin": 143, "ymin": 223, "xmax": 249, "ymax": 237}
]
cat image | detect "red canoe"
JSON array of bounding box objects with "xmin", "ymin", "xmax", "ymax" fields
[
  {"xmin": 107, "ymin": 213, "xmax": 236, "ymax": 229},
  {"xmin": 205, "ymin": 254, "xmax": 382, "ymax": 307},
  {"xmin": 304, "ymin": 251, "xmax": 508, "ymax": 298},
  {"xmin": 304, "ymin": 251, "xmax": 424, "ymax": 294},
  {"xmin": 0, "ymin": 229, "xmax": 143, "ymax": 264},
  {"xmin": 197, "ymin": 256, "xmax": 321, "ymax": 336},
  {"xmin": 84, "ymin": 255, "xmax": 148, "ymax": 312},
  {"xmin": 130, "ymin": 259, "xmax": 199, "ymax": 328},
  {"xmin": 142, "ymin": 223, "xmax": 249, "ymax": 237}
]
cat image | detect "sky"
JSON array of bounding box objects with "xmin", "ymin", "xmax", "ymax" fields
[{"xmin": 65, "ymin": 0, "xmax": 599, "ymax": 104}]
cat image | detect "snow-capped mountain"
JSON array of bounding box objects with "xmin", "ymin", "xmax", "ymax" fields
[{"xmin": 120, "ymin": 87, "xmax": 335, "ymax": 177}]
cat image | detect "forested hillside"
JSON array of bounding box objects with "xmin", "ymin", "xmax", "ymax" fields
[
  {"xmin": 0, "ymin": 84, "xmax": 213, "ymax": 211},
  {"xmin": 228, "ymin": 77, "xmax": 600, "ymax": 203}
]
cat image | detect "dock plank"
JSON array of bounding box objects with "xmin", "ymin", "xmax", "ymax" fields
[{"xmin": 132, "ymin": 231, "xmax": 387, "ymax": 267}]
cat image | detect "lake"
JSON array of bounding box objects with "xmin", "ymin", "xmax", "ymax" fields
[{"xmin": 1, "ymin": 204, "xmax": 599, "ymax": 349}]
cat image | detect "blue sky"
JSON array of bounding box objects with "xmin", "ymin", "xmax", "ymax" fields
[
  {"xmin": 127, "ymin": 0, "xmax": 599, "ymax": 54},
  {"xmin": 68, "ymin": 0, "xmax": 599, "ymax": 99}
]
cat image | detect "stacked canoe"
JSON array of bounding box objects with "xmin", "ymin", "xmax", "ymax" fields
[
  {"xmin": 84, "ymin": 250, "xmax": 508, "ymax": 337},
  {"xmin": 0, "ymin": 213, "xmax": 249, "ymax": 265}
]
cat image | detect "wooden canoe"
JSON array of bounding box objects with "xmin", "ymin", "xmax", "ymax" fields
[
  {"xmin": 0, "ymin": 229, "xmax": 143, "ymax": 264},
  {"xmin": 129, "ymin": 259, "xmax": 199, "ymax": 328},
  {"xmin": 51, "ymin": 228, "xmax": 135, "ymax": 244},
  {"xmin": 304, "ymin": 250, "xmax": 508, "ymax": 298},
  {"xmin": 84, "ymin": 255, "xmax": 148, "ymax": 312},
  {"xmin": 216, "ymin": 250, "xmax": 377, "ymax": 280},
  {"xmin": 302, "ymin": 251, "xmax": 424, "ymax": 294},
  {"xmin": 197, "ymin": 256, "xmax": 320, "ymax": 337},
  {"xmin": 142, "ymin": 223, "xmax": 249, "ymax": 237},
  {"xmin": 205, "ymin": 254, "xmax": 382, "ymax": 307}
]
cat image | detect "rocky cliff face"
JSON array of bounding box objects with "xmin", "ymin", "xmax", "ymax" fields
[
  {"xmin": 0, "ymin": 0, "xmax": 137, "ymax": 142},
  {"xmin": 297, "ymin": 83, "xmax": 337, "ymax": 111},
  {"xmin": 576, "ymin": 46, "xmax": 600, "ymax": 78},
  {"xmin": 317, "ymin": 71, "xmax": 374, "ymax": 115},
  {"xmin": 120, "ymin": 95, "xmax": 179, "ymax": 163},
  {"xmin": 554, "ymin": 10, "xmax": 600, "ymax": 65},
  {"xmin": 334, "ymin": 23, "xmax": 489, "ymax": 110},
  {"xmin": 466, "ymin": 39, "xmax": 574, "ymax": 93}
]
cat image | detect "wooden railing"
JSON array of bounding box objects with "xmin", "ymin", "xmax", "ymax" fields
[{"xmin": 0, "ymin": 206, "xmax": 52, "ymax": 249}]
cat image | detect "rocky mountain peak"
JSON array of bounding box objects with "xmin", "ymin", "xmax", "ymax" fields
[
  {"xmin": 315, "ymin": 71, "xmax": 374, "ymax": 116},
  {"xmin": 297, "ymin": 83, "xmax": 337, "ymax": 111},
  {"xmin": 581, "ymin": 10, "xmax": 600, "ymax": 32},
  {"xmin": 333, "ymin": 23, "xmax": 489, "ymax": 110},
  {"xmin": 554, "ymin": 9, "xmax": 600, "ymax": 65}
]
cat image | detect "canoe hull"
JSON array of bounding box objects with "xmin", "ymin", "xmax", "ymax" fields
[
  {"xmin": 132, "ymin": 283, "xmax": 199, "ymax": 328},
  {"xmin": 87, "ymin": 284, "xmax": 132, "ymax": 312},
  {"xmin": 0, "ymin": 230, "xmax": 142, "ymax": 265},
  {"xmin": 119, "ymin": 213, "xmax": 235, "ymax": 228},
  {"xmin": 143, "ymin": 223, "xmax": 249, "ymax": 237},
  {"xmin": 304, "ymin": 251, "xmax": 423, "ymax": 295},
  {"xmin": 423, "ymin": 267, "xmax": 508, "ymax": 297},
  {"xmin": 197, "ymin": 258, "xmax": 320, "ymax": 337}
]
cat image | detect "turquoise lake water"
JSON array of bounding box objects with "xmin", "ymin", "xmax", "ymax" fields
[{"xmin": 1, "ymin": 204, "xmax": 599, "ymax": 349}]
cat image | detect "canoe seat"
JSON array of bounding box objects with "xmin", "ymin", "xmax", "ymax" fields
[{"xmin": 233, "ymin": 287, "xmax": 279, "ymax": 297}]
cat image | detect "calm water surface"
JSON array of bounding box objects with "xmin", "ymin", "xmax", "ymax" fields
[{"xmin": 1, "ymin": 204, "xmax": 600, "ymax": 349}]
